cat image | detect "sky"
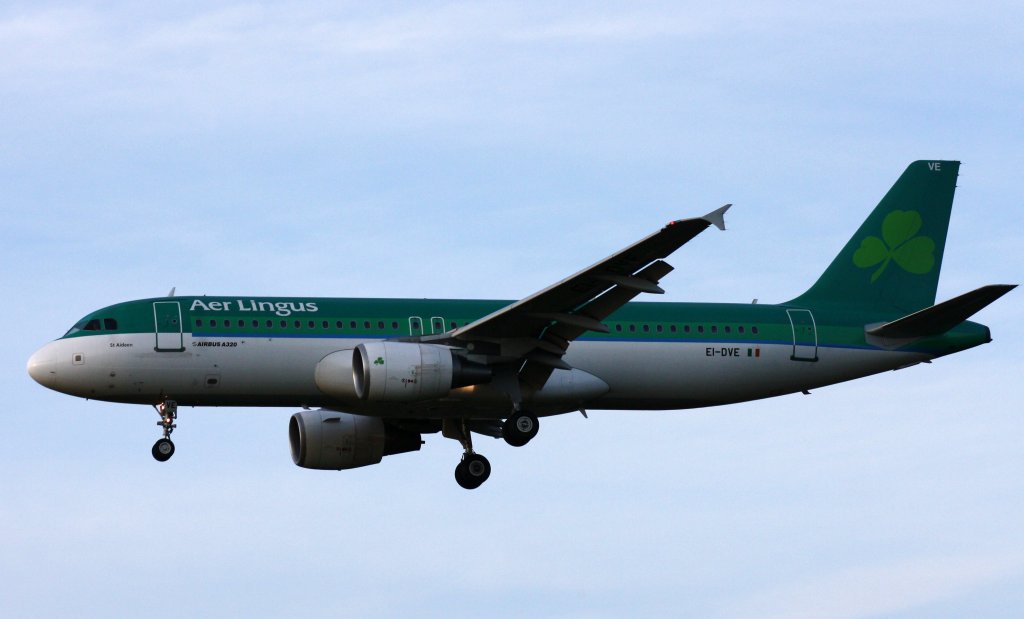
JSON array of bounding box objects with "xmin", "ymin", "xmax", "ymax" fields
[{"xmin": 2, "ymin": 1, "xmax": 1023, "ymax": 617}]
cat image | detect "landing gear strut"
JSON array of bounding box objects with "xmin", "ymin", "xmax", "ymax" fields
[
  {"xmin": 445, "ymin": 418, "xmax": 491, "ymax": 490},
  {"xmin": 502, "ymin": 411, "xmax": 539, "ymax": 447},
  {"xmin": 151, "ymin": 399, "xmax": 177, "ymax": 462}
]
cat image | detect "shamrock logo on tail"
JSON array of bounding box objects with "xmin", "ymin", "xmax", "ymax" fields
[{"xmin": 853, "ymin": 210, "xmax": 935, "ymax": 283}]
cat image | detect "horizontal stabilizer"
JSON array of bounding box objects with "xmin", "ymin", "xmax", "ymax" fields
[{"xmin": 866, "ymin": 284, "xmax": 1016, "ymax": 339}]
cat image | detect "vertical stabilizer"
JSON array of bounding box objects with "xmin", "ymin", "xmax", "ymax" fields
[{"xmin": 790, "ymin": 160, "xmax": 959, "ymax": 313}]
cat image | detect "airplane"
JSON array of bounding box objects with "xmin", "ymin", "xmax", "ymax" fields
[{"xmin": 27, "ymin": 160, "xmax": 1015, "ymax": 489}]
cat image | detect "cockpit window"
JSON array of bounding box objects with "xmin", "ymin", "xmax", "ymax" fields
[
  {"xmin": 65, "ymin": 318, "xmax": 101, "ymax": 336},
  {"xmin": 66, "ymin": 315, "xmax": 125, "ymax": 336}
]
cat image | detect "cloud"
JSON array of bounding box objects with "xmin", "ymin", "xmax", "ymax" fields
[{"xmin": 717, "ymin": 554, "xmax": 1024, "ymax": 619}]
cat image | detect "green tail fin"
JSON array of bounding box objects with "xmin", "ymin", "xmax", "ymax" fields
[{"xmin": 790, "ymin": 160, "xmax": 960, "ymax": 313}]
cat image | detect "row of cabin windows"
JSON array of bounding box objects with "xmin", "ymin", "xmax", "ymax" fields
[
  {"xmin": 69, "ymin": 315, "xmax": 758, "ymax": 337},
  {"xmin": 197, "ymin": 318, "xmax": 400, "ymax": 330},
  {"xmin": 613, "ymin": 323, "xmax": 759, "ymax": 335},
  {"xmin": 193, "ymin": 318, "xmax": 462, "ymax": 331},
  {"xmin": 192, "ymin": 317, "xmax": 756, "ymax": 336}
]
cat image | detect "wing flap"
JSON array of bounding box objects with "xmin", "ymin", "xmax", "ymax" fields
[
  {"xmin": 519, "ymin": 260, "xmax": 678, "ymax": 388},
  {"xmin": 443, "ymin": 207, "xmax": 730, "ymax": 393}
]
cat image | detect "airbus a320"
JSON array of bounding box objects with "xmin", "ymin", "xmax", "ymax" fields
[{"xmin": 28, "ymin": 161, "xmax": 1014, "ymax": 488}]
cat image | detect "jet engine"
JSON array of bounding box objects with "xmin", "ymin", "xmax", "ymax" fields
[
  {"xmin": 289, "ymin": 410, "xmax": 421, "ymax": 470},
  {"xmin": 315, "ymin": 342, "xmax": 491, "ymax": 402}
]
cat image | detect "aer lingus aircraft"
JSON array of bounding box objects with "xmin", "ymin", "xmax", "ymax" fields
[{"xmin": 28, "ymin": 160, "xmax": 1014, "ymax": 488}]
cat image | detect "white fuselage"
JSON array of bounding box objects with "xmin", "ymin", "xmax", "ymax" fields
[{"xmin": 28, "ymin": 329, "xmax": 928, "ymax": 417}]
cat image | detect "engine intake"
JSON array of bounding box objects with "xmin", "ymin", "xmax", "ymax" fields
[{"xmin": 289, "ymin": 410, "xmax": 421, "ymax": 470}]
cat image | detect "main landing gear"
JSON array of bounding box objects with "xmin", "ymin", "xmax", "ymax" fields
[
  {"xmin": 444, "ymin": 410, "xmax": 540, "ymax": 489},
  {"xmin": 502, "ymin": 411, "xmax": 539, "ymax": 447},
  {"xmin": 455, "ymin": 453, "xmax": 491, "ymax": 490},
  {"xmin": 151, "ymin": 399, "xmax": 177, "ymax": 462},
  {"xmin": 445, "ymin": 419, "xmax": 491, "ymax": 490}
]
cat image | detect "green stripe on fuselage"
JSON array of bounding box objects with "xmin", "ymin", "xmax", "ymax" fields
[{"xmin": 60, "ymin": 295, "xmax": 990, "ymax": 357}]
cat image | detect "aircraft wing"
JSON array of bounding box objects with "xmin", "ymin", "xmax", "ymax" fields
[{"xmin": 446, "ymin": 205, "xmax": 730, "ymax": 388}]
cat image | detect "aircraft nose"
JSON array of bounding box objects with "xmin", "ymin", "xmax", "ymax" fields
[{"xmin": 27, "ymin": 344, "xmax": 58, "ymax": 388}]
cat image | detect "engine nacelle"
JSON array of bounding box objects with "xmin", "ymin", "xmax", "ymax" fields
[
  {"xmin": 314, "ymin": 348, "xmax": 359, "ymax": 400},
  {"xmin": 289, "ymin": 410, "xmax": 421, "ymax": 470},
  {"xmin": 316, "ymin": 342, "xmax": 491, "ymax": 402},
  {"xmin": 354, "ymin": 342, "xmax": 454, "ymax": 401}
]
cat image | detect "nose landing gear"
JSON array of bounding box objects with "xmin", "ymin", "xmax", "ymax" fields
[{"xmin": 151, "ymin": 400, "xmax": 177, "ymax": 462}]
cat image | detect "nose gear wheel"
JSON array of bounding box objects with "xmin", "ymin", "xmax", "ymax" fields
[
  {"xmin": 152, "ymin": 438, "xmax": 175, "ymax": 461},
  {"xmin": 152, "ymin": 399, "xmax": 177, "ymax": 462}
]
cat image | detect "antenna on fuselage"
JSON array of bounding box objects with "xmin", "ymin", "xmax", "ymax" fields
[{"xmin": 167, "ymin": 287, "xmax": 176, "ymax": 297}]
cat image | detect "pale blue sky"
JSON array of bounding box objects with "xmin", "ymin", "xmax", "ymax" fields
[{"xmin": 3, "ymin": 2, "xmax": 1023, "ymax": 617}]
